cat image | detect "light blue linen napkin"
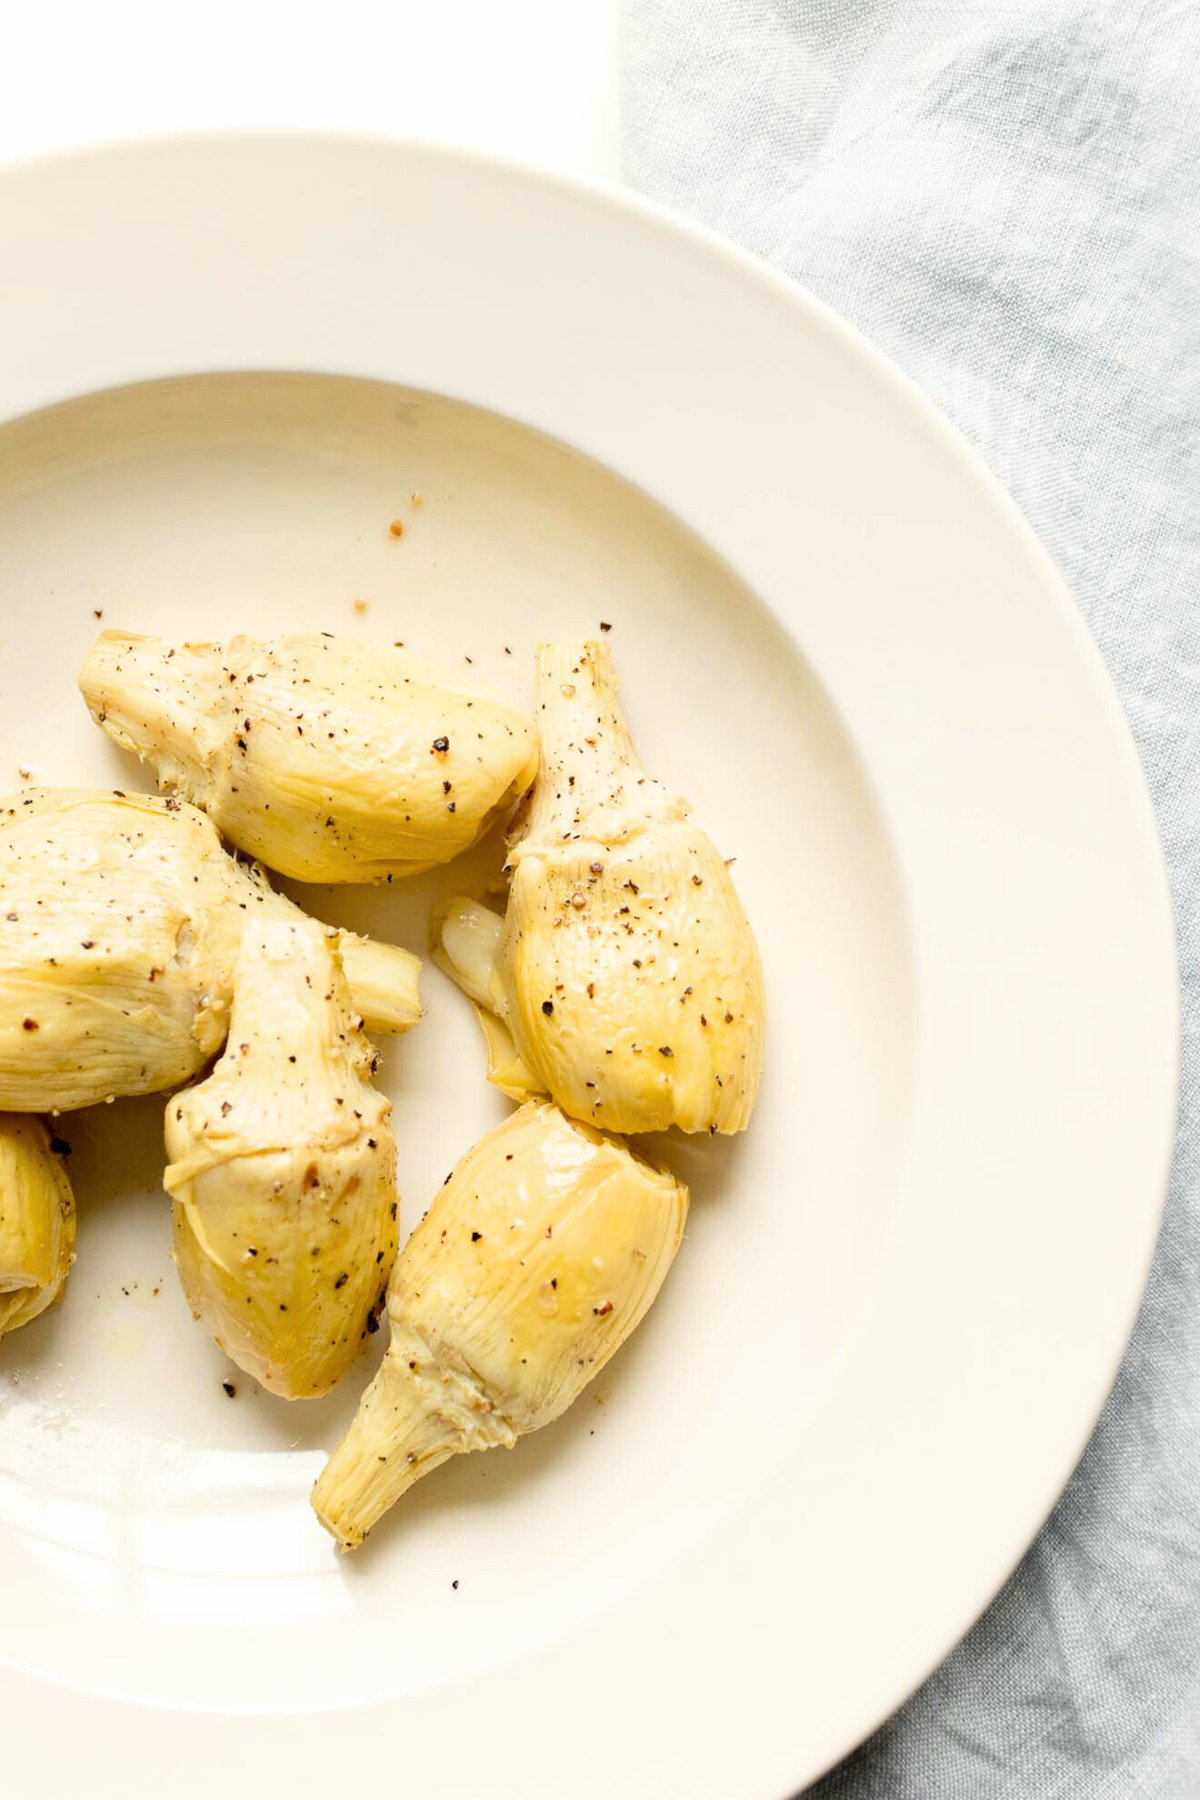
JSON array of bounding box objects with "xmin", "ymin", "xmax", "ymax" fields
[{"xmin": 622, "ymin": 5, "xmax": 1200, "ymax": 1794}]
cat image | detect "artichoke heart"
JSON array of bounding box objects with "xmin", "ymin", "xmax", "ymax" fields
[
  {"xmin": 0, "ymin": 788, "xmax": 421, "ymax": 1113},
  {"xmin": 0, "ymin": 1113, "xmax": 75, "ymax": 1340},
  {"xmin": 165, "ymin": 914, "xmax": 399, "ymax": 1399},
  {"xmin": 433, "ymin": 639, "xmax": 765, "ymax": 1135},
  {"xmin": 80, "ymin": 629, "xmax": 538, "ymax": 884},
  {"xmin": 311, "ymin": 1100, "xmax": 687, "ymax": 1549}
]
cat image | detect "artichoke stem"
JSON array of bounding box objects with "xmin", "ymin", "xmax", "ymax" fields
[
  {"xmin": 79, "ymin": 630, "xmax": 209, "ymax": 783},
  {"xmin": 312, "ymin": 1345, "xmax": 461, "ymax": 1549},
  {"xmin": 337, "ymin": 935, "xmax": 422, "ymax": 1034},
  {"xmin": 526, "ymin": 639, "xmax": 639, "ymax": 838}
]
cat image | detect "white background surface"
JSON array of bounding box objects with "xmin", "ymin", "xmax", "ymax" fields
[{"xmin": 0, "ymin": 1, "xmax": 620, "ymax": 175}]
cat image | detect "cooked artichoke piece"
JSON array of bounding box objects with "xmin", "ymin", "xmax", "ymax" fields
[
  {"xmin": 0, "ymin": 788, "xmax": 421, "ymax": 1113},
  {"xmin": 80, "ymin": 629, "xmax": 538, "ymax": 884},
  {"xmin": 165, "ymin": 915, "xmax": 398, "ymax": 1399},
  {"xmin": 0, "ymin": 1113, "xmax": 75, "ymax": 1340},
  {"xmin": 433, "ymin": 639, "xmax": 765, "ymax": 1135},
  {"xmin": 311, "ymin": 1100, "xmax": 687, "ymax": 1549}
]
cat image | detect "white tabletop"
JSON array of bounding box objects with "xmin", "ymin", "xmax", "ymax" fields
[{"xmin": 1, "ymin": 0, "xmax": 620, "ymax": 175}]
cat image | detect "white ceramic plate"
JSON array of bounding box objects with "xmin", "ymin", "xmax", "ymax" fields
[{"xmin": 0, "ymin": 137, "xmax": 1177, "ymax": 1799}]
